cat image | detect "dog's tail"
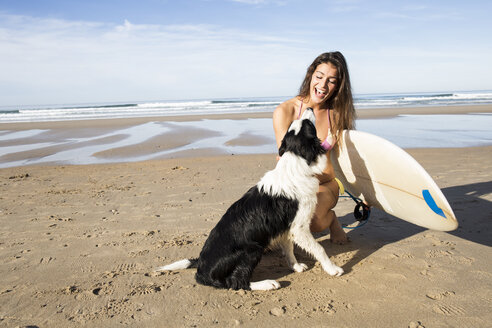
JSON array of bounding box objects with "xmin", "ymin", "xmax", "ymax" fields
[{"xmin": 155, "ymin": 258, "xmax": 198, "ymax": 272}]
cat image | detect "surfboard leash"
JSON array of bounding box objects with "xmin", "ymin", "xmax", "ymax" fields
[{"xmin": 336, "ymin": 178, "xmax": 371, "ymax": 229}]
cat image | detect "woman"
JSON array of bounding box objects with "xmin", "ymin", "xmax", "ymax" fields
[{"xmin": 273, "ymin": 51, "xmax": 356, "ymax": 244}]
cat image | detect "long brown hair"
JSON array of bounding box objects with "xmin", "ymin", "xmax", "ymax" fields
[{"xmin": 298, "ymin": 52, "xmax": 356, "ymax": 141}]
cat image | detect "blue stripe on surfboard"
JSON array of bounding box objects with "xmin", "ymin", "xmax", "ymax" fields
[{"xmin": 422, "ymin": 190, "xmax": 446, "ymax": 218}]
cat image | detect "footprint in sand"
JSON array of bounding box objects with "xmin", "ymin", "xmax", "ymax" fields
[
  {"xmin": 129, "ymin": 249, "xmax": 150, "ymax": 257},
  {"xmin": 313, "ymin": 302, "xmax": 336, "ymax": 315},
  {"xmin": 1, "ymin": 287, "xmax": 14, "ymax": 295},
  {"xmin": 39, "ymin": 256, "xmax": 55, "ymax": 264},
  {"xmin": 425, "ymin": 249, "xmax": 453, "ymax": 258},
  {"xmin": 431, "ymin": 240, "xmax": 456, "ymax": 247},
  {"xmin": 91, "ymin": 281, "xmax": 114, "ymax": 296},
  {"xmin": 128, "ymin": 284, "xmax": 162, "ymax": 296},
  {"xmin": 453, "ymin": 256, "xmax": 475, "ymax": 265},
  {"xmin": 390, "ymin": 252, "xmax": 415, "ymax": 259},
  {"xmin": 432, "ymin": 303, "xmax": 466, "ymax": 316},
  {"xmin": 49, "ymin": 215, "xmax": 74, "ymax": 222},
  {"xmin": 63, "ymin": 285, "xmax": 81, "ymax": 295},
  {"xmin": 103, "ymin": 298, "xmax": 132, "ymax": 317},
  {"xmin": 115, "ymin": 262, "xmax": 138, "ymax": 273},
  {"xmin": 425, "ymin": 283, "xmax": 463, "ymax": 317},
  {"xmin": 103, "ymin": 263, "xmax": 139, "ymax": 278},
  {"xmin": 426, "ymin": 290, "xmax": 455, "ymax": 300},
  {"xmin": 156, "ymin": 236, "xmax": 194, "ymax": 249}
]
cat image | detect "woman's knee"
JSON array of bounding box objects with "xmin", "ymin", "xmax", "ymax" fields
[
  {"xmin": 317, "ymin": 180, "xmax": 340, "ymax": 209},
  {"xmin": 310, "ymin": 209, "xmax": 336, "ymax": 232}
]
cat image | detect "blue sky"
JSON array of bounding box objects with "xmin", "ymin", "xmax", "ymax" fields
[{"xmin": 1, "ymin": 0, "xmax": 491, "ymax": 106}]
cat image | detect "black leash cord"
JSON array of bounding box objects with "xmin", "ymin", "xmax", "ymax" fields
[{"xmin": 339, "ymin": 190, "xmax": 371, "ymax": 229}]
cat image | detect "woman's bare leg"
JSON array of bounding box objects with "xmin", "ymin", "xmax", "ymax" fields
[{"xmin": 310, "ymin": 180, "xmax": 348, "ymax": 244}]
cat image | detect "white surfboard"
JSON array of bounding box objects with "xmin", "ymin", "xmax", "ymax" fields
[{"xmin": 330, "ymin": 130, "xmax": 458, "ymax": 231}]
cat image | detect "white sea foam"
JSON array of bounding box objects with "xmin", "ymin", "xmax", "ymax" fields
[
  {"xmin": 1, "ymin": 91, "xmax": 491, "ymax": 123},
  {"xmin": 137, "ymin": 100, "xmax": 212, "ymax": 108}
]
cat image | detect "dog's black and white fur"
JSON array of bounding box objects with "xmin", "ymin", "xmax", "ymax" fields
[{"xmin": 156, "ymin": 108, "xmax": 344, "ymax": 290}]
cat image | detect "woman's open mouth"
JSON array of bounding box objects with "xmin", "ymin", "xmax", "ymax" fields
[{"xmin": 314, "ymin": 87, "xmax": 327, "ymax": 99}]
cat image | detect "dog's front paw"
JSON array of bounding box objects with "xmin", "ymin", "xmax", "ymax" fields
[
  {"xmin": 292, "ymin": 263, "xmax": 308, "ymax": 273},
  {"xmin": 324, "ymin": 265, "xmax": 344, "ymax": 277},
  {"xmin": 250, "ymin": 279, "xmax": 281, "ymax": 291}
]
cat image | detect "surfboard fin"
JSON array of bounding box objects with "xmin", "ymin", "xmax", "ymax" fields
[{"xmin": 422, "ymin": 189, "xmax": 446, "ymax": 218}]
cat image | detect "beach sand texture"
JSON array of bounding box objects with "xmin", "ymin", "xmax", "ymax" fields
[{"xmin": 1, "ymin": 108, "xmax": 491, "ymax": 327}]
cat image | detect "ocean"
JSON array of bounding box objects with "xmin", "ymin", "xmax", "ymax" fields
[
  {"xmin": 1, "ymin": 90, "xmax": 492, "ymax": 123},
  {"xmin": 1, "ymin": 90, "xmax": 491, "ymax": 167}
]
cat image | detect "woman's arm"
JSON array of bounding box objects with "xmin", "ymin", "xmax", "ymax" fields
[{"xmin": 272, "ymin": 101, "xmax": 296, "ymax": 150}]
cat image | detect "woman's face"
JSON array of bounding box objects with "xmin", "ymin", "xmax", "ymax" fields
[{"xmin": 309, "ymin": 62, "xmax": 338, "ymax": 105}]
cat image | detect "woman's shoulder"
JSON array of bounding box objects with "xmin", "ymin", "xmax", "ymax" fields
[{"xmin": 274, "ymin": 96, "xmax": 300, "ymax": 120}]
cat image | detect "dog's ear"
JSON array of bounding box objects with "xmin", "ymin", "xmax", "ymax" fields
[
  {"xmin": 279, "ymin": 128, "xmax": 294, "ymax": 157},
  {"xmin": 278, "ymin": 138, "xmax": 286, "ymax": 157}
]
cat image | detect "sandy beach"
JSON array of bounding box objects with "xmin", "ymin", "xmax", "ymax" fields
[{"xmin": 1, "ymin": 106, "xmax": 491, "ymax": 327}]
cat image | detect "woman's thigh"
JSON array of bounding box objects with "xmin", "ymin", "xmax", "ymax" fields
[{"xmin": 316, "ymin": 179, "xmax": 339, "ymax": 213}]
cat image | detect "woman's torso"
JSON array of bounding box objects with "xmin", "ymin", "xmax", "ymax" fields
[{"xmin": 288, "ymin": 97, "xmax": 336, "ymax": 183}]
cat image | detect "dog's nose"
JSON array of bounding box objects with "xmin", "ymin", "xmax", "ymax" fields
[{"xmin": 302, "ymin": 107, "xmax": 316, "ymax": 126}]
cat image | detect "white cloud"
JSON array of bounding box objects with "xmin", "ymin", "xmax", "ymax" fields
[
  {"xmin": 0, "ymin": 13, "xmax": 310, "ymax": 106},
  {"xmin": 0, "ymin": 7, "xmax": 491, "ymax": 106}
]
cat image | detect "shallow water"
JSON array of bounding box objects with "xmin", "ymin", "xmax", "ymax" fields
[{"xmin": 0, "ymin": 114, "xmax": 491, "ymax": 168}]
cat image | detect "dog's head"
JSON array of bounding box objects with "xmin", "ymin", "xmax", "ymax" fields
[{"xmin": 278, "ymin": 107, "xmax": 326, "ymax": 167}]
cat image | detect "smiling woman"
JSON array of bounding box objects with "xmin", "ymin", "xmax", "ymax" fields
[
  {"xmin": 273, "ymin": 51, "xmax": 356, "ymax": 243},
  {"xmin": 297, "ymin": 52, "xmax": 356, "ymax": 137}
]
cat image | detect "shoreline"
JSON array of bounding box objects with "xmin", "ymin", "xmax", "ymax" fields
[
  {"xmin": 1, "ymin": 104, "xmax": 492, "ymax": 130},
  {"xmin": 1, "ymin": 104, "xmax": 492, "ymax": 169}
]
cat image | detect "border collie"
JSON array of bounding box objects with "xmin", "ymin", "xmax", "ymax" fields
[{"xmin": 156, "ymin": 108, "xmax": 344, "ymax": 290}]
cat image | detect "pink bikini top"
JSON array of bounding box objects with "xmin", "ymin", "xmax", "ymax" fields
[{"xmin": 298, "ymin": 101, "xmax": 335, "ymax": 151}]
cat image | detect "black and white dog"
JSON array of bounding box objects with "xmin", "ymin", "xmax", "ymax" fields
[{"xmin": 156, "ymin": 108, "xmax": 344, "ymax": 290}]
